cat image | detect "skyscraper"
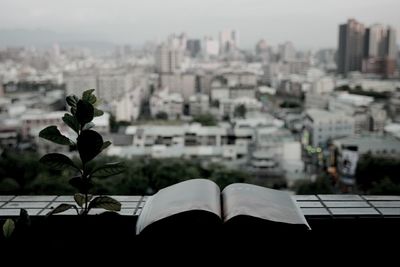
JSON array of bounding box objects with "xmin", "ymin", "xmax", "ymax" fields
[
  {"xmin": 362, "ymin": 24, "xmax": 387, "ymax": 75},
  {"xmin": 278, "ymin": 41, "xmax": 296, "ymax": 62},
  {"xmin": 338, "ymin": 19, "xmax": 397, "ymax": 77},
  {"xmin": 385, "ymin": 27, "xmax": 398, "ymax": 76},
  {"xmin": 386, "ymin": 27, "xmax": 397, "ymax": 60},
  {"xmin": 219, "ymin": 30, "xmax": 238, "ymax": 54},
  {"xmin": 255, "ymin": 39, "xmax": 269, "ymax": 55},
  {"xmin": 203, "ymin": 36, "xmax": 219, "ymax": 57},
  {"xmin": 155, "ymin": 44, "xmax": 183, "ymax": 73},
  {"xmin": 364, "ymin": 24, "xmax": 386, "ymax": 58},
  {"xmin": 186, "ymin": 39, "xmax": 201, "ymax": 57},
  {"xmin": 337, "ymin": 19, "xmax": 365, "ymax": 76}
]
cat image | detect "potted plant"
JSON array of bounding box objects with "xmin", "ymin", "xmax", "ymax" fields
[{"xmin": 37, "ymin": 89, "xmax": 128, "ymax": 246}]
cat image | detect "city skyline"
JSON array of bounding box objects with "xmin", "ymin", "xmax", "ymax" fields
[{"xmin": 0, "ymin": 0, "xmax": 399, "ymax": 49}]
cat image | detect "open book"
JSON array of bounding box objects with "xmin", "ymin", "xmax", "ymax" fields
[{"xmin": 136, "ymin": 179, "xmax": 310, "ymax": 235}]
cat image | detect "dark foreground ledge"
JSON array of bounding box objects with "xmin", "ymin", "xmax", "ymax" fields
[{"xmin": 1, "ymin": 194, "xmax": 400, "ymax": 262}]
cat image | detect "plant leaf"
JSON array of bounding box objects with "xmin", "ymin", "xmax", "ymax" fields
[
  {"xmin": 62, "ymin": 113, "xmax": 80, "ymax": 134},
  {"xmin": 88, "ymin": 196, "xmax": 121, "ymax": 212},
  {"xmin": 66, "ymin": 95, "xmax": 79, "ymax": 115},
  {"xmin": 101, "ymin": 141, "xmax": 112, "ymax": 151},
  {"xmin": 93, "ymin": 108, "xmax": 104, "ymax": 117},
  {"xmin": 74, "ymin": 193, "xmax": 93, "ymax": 207},
  {"xmin": 76, "ymin": 100, "xmax": 94, "ymax": 126},
  {"xmin": 91, "ymin": 162, "xmax": 125, "ymax": 178},
  {"xmin": 3, "ymin": 219, "xmax": 15, "ymax": 238},
  {"xmin": 66, "ymin": 95, "xmax": 79, "ymax": 108},
  {"xmin": 39, "ymin": 126, "xmax": 73, "ymax": 146},
  {"xmin": 82, "ymin": 122, "xmax": 95, "ymax": 131},
  {"xmin": 77, "ymin": 130, "xmax": 103, "ymax": 163},
  {"xmin": 74, "ymin": 193, "xmax": 85, "ymax": 207},
  {"xmin": 82, "ymin": 89, "xmax": 97, "ymax": 104},
  {"xmin": 40, "ymin": 153, "xmax": 80, "ymax": 171},
  {"xmin": 47, "ymin": 204, "xmax": 77, "ymax": 216},
  {"xmin": 69, "ymin": 177, "xmax": 93, "ymax": 193}
]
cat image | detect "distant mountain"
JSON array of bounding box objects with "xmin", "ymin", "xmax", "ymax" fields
[
  {"xmin": 0, "ymin": 29, "xmax": 61, "ymax": 47},
  {"xmin": 0, "ymin": 29, "xmax": 116, "ymax": 51}
]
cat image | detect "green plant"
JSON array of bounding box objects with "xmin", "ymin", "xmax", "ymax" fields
[
  {"xmin": 2, "ymin": 209, "xmax": 30, "ymax": 239},
  {"xmin": 39, "ymin": 89, "xmax": 125, "ymax": 216}
]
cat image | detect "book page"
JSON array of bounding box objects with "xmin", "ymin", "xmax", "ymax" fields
[
  {"xmin": 136, "ymin": 178, "xmax": 221, "ymax": 235},
  {"xmin": 222, "ymin": 183, "xmax": 310, "ymax": 229}
]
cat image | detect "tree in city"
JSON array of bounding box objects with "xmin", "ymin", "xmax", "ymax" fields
[
  {"xmin": 234, "ymin": 104, "xmax": 247, "ymax": 118},
  {"xmin": 355, "ymin": 154, "xmax": 400, "ymax": 193},
  {"xmin": 279, "ymin": 101, "xmax": 301, "ymax": 109},
  {"xmin": 208, "ymin": 164, "xmax": 250, "ymax": 189},
  {"xmin": 192, "ymin": 113, "xmax": 217, "ymax": 126},
  {"xmin": 294, "ymin": 176, "xmax": 334, "ymax": 195},
  {"xmin": 155, "ymin": 111, "xmax": 168, "ymax": 120}
]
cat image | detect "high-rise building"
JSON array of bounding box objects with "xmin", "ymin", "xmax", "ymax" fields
[
  {"xmin": 0, "ymin": 78, "xmax": 4, "ymax": 97},
  {"xmin": 278, "ymin": 42, "xmax": 296, "ymax": 62},
  {"xmin": 160, "ymin": 73, "xmax": 196, "ymax": 101},
  {"xmin": 362, "ymin": 24, "xmax": 397, "ymax": 76},
  {"xmin": 364, "ymin": 24, "xmax": 386, "ymax": 58},
  {"xmin": 167, "ymin": 33, "xmax": 187, "ymax": 50},
  {"xmin": 155, "ymin": 44, "xmax": 183, "ymax": 73},
  {"xmin": 203, "ymin": 36, "xmax": 219, "ymax": 57},
  {"xmin": 386, "ymin": 27, "xmax": 397, "ymax": 60},
  {"xmin": 255, "ymin": 39, "xmax": 272, "ymax": 62},
  {"xmin": 255, "ymin": 39, "xmax": 269, "ymax": 55},
  {"xmin": 186, "ymin": 39, "xmax": 201, "ymax": 57},
  {"xmin": 385, "ymin": 27, "xmax": 398, "ymax": 76},
  {"xmin": 337, "ymin": 19, "xmax": 366, "ymax": 76},
  {"xmin": 219, "ymin": 30, "xmax": 238, "ymax": 54},
  {"xmin": 338, "ymin": 19, "xmax": 397, "ymax": 77}
]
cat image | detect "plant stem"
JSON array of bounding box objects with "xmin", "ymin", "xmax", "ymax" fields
[
  {"xmin": 84, "ymin": 193, "xmax": 88, "ymax": 215},
  {"xmin": 82, "ymin": 161, "xmax": 88, "ymax": 215}
]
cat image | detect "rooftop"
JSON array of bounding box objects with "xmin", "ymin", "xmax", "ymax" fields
[
  {"xmin": 333, "ymin": 134, "xmax": 400, "ymax": 152},
  {"xmin": 306, "ymin": 108, "xmax": 353, "ymax": 122}
]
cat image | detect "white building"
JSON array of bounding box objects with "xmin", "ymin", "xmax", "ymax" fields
[
  {"xmin": 92, "ymin": 112, "xmax": 110, "ymax": 135},
  {"xmin": 210, "ymin": 75, "xmax": 256, "ymax": 102},
  {"xmin": 333, "ymin": 135, "xmax": 400, "ymax": 158},
  {"xmin": 384, "ymin": 123, "xmax": 400, "ymax": 140},
  {"xmin": 202, "ymin": 36, "xmax": 219, "ymax": 57},
  {"xmin": 329, "ymin": 92, "xmax": 374, "ymax": 113},
  {"xmin": 112, "ymin": 87, "xmax": 143, "ymax": 122},
  {"xmin": 160, "ymin": 73, "xmax": 196, "ymax": 101},
  {"xmin": 305, "ymin": 92, "xmax": 330, "ymax": 110},
  {"xmin": 218, "ymin": 97, "xmax": 262, "ymax": 119},
  {"xmin": 219, "ymin": 30, "xmax": 239, "ymax": 54},
  {"xmin": 189, "ymin": 94, "xmax": 210, "ymax": 116},
  {"xmin": 64, "ymin": 69, "xmax": 134, "ymax": 104},
  {"xmin": 108, "ymin": 123, "xmax": 253, "ymax": 163},
  {"xmin": 150, "ymin": 88, "xmax": 183, "ymax": 120},
  {"xmin": 329, "ymin": 92, "xmax": 386, "ymax": 133},
  {"xmin": 312, "ymin": 77, "xmax": 335, "ymax": 94},
  {"xmin": 278, "ymin": 42, "xmax": 296, "ymax": 62},
  {"xmin": 303, "ymin": 109, "xmax": 354, "ymax": 148},
  {"xmin": 250, "ymin": 126, "xmax": 304, "ymax": 184},
  {"xmin": 20, "ymin": 110, "xmax": 66, "ymax": 138},
  {"xmin": 155, "ymin": 44, "xmax": 184, "ymax": 73},
  {"xmin": 282, "ymin": 142, "xmax": 305, "ymax": 186}
]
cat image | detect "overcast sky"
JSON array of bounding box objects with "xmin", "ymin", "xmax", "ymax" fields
[{"xmin": 0, "ymin": 0, "xmax": 399, "ymax": 49}]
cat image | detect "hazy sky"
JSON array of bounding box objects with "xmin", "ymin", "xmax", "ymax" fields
[{"xmin": 0, "ymin": 0, "xmax": 399, "ymax": 49}]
